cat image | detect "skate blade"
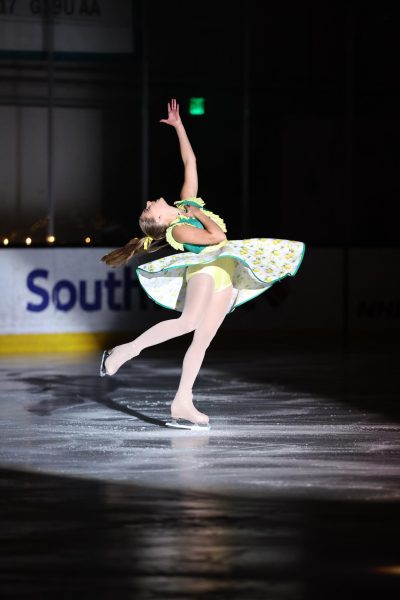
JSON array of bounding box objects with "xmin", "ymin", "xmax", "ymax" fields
[
  {"xmin": 165, "ymin": 419, "xmax": 210, "ymax": 431},
  {"xmin": 100, "ymin": 350, "xmax": 111, "ymax": 377}
]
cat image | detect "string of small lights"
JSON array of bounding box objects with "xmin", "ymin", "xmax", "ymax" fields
[{"xmin": 2, "ymin": 235, "xmax": 93, "ymax": 246}]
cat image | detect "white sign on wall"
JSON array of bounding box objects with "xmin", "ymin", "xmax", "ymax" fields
[
  {"xmin": 0, "ymin": 247, "xmax": 342, "ymax": 336},
  {"xmin": 0, "ymin": 0, "xmax": 133, "ymax": 55},
  {"xmin": 0, "ymin": 248, "xmax": 154, "ymax": 334}
]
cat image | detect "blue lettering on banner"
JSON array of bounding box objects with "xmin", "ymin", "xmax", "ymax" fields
[
  {"xmin": 79, "ymin": 280, "xmax": 101, "ymax": 311},
  {"xmin": 53, "ymin": 280, "xmax": 77, "ymax": 312},
  {"xmin": 26, "ymin": 267, "xmax": 143, "ymax": 313},
  {"xmin": 27, "ymin": 269, "xmax": 49, "ymax": 312},
  {"xmin": 104, "ymin": 272, "xmax": 122, "ymax": 311}
]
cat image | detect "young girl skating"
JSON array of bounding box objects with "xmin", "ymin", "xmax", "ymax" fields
[{"xmin": 100, "ymin": 99, "xmax": 305, "ymax": 430}]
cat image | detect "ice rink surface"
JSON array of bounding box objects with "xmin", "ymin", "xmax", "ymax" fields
[
  {"xmin": 1, "ymin": 349, "xmax": 400, "ymax": 598},
  {"xmin": 0, "ymin": 350, "xmax": 399, "ymax": 499}
]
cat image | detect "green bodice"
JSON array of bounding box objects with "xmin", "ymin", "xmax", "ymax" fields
[{"xmin": 178, "ymin": 217, "xmax": 207, "ymax": 254}]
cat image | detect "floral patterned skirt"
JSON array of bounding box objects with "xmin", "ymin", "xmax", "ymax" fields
[{"xmin": 136, "ymin": 238, "xmax": 306, "ymax": 314}]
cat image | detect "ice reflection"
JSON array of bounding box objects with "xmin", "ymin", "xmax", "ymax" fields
[{"xmin": 170, "ymin": 433, "xmax": 210, "ymax": 449}]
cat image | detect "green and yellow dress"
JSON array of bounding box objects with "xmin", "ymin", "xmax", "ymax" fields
[{"xmin": 136, "ymin": 198, "xmax": 306, "ymax": 314}]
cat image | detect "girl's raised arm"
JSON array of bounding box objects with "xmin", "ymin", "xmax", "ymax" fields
[{"xmin": 160, "ymin": 98, "xmax": 198, "ymax": 199}]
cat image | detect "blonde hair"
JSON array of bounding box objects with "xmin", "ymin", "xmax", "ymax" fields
[{"xmin": 101, "ymin": 216, "xmax": 169, "ymax": 267}]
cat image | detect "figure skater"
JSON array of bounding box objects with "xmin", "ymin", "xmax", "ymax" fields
[{"xmin": 100, "ymin": 98, "xmax": 306, "ymax": 430}]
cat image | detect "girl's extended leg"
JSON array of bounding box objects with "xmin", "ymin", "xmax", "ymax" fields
[
  {"xmin": 104, "ymin": 273, "xmax": 215, "ymax": 375},
  {"xmin": 171, "ymin": 281, "xmax": 234, "ymax": 424}
]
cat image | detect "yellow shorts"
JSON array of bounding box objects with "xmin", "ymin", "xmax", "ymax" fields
[{"xmin": 185, "ymin": 257, "xmax": 235, "ymax": 292}]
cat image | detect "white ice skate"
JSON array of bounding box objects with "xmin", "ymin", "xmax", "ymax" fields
[
  {"xmin": 165, "ymin": 418, "xmax": 210, "ymax": 431},
  {"xmin": 100, "ymin": 350, "xmax": 112, "ymax": 377}
]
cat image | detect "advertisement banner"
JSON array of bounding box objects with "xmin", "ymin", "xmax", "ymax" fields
[{"xmin": 0, "ymin": 247, "xmax": 341, "ymax": 337}]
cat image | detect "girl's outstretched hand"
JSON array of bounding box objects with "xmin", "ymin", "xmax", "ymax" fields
[{"xmin": 159, "ymin": 98, "xmax": 182, "ymax": 127}]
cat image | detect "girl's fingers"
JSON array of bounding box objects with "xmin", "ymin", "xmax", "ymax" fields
[{"xmin": 166, "ymin": 98, "xmax": 179, "ymax": 117}]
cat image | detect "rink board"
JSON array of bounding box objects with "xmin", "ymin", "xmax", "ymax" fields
[{"xmin": 0, "ymin": 247, "xmax": 398, "ymax": 351}]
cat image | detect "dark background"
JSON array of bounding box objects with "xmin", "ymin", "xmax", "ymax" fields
[
  {"xmin": 0, "ymin": 1, "xmax": 399, "ymax": 246},
  {"xmin": 116, "ymin": 0, "xmax": 399, "ymax": 247}
]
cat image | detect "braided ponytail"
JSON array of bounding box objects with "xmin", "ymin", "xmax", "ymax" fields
[{"xmin": 101, "ymin": 216, "xmax": 169, "ymax": 267}]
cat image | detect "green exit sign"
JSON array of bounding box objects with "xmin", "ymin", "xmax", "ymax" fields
[{"xmin": 189, "ymin": 97, "xmax": 205, "ymax": 116}]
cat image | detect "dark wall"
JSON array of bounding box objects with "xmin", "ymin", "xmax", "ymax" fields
[
  {"xmin": 140, "ymin": 1, "xmax": 399, "ymax": 246},
  {"xmin": 0, "ymin": 1, "xmax": 398, "ymax": 246}
]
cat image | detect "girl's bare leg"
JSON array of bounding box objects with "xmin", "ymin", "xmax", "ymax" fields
[
  {"xmin": 171, "ymin": 281, "xmax": 233, "ymax": 424},
  {"xmin": 104, "ymin": 274, "xmax": 215, "ymax": 375}
]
